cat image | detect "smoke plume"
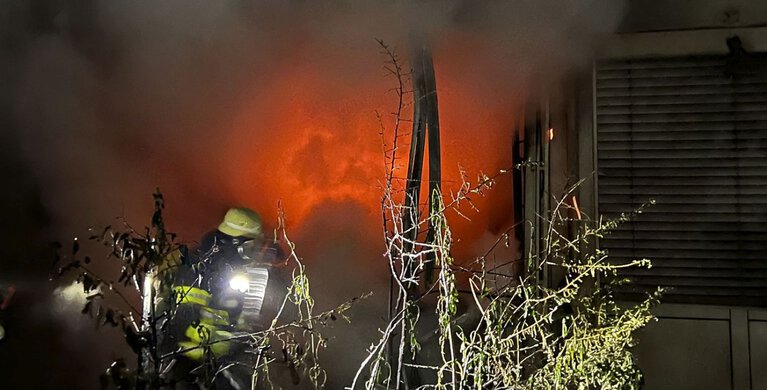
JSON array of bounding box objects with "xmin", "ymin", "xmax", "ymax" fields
[{"xmin": 0, "ymin": 0, "xmax": 626, "ymax": 387}]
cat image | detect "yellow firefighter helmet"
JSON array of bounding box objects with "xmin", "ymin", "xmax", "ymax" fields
[{"xmin": 217, "ymin": 207, "xmax": 263, "ymax": 239}]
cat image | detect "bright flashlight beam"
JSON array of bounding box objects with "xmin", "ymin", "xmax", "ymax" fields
[{"xmin": 229, "ymin": 274, "xmax": 250, "ymax": 293}]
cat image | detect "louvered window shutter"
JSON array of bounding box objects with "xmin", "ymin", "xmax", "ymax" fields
[{"xmin": 595, "ymin": 54, "xmax": 767, "ymax": 306}]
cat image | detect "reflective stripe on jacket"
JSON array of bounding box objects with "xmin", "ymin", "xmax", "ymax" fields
[
  {"xmin": 172, "ymin": 285, "xmax": 233, "ymax": 360},
  {"xmin": 178, "ymin": 323, "xmax": 233, "ymax": 360},
  {"xmin": 173, "ymin": 286, "xmax": 211, "ymax": 306}
]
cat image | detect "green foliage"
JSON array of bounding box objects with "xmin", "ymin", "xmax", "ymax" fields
[
  {"xmin": 357, "ymin": 42, "xmax": 661, "ymax": 388},
  {"xmin": 54, "ymin": 190, "xmax": 186, "ymax": 389},
  {"xmin": 354, "ymin": 169, "xmax": 660, "ymax": 389},
  {"xmin": 54, "ymin": 191, "xmax": 365, "ymax": 390}
]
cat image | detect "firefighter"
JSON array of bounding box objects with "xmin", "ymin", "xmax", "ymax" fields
[{"xmin": 163, "ymin": 207, "xmax": 286, "ymax": 389}]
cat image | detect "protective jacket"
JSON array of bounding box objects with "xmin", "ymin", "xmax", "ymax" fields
[{"xmin": 160, "ymin": 230, "xmax": 286, "ymax": 389}]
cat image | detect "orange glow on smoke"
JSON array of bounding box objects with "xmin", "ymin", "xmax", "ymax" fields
[{"xmin": 222, "ymin": 53, "xmax": 519, "ymax": 260}]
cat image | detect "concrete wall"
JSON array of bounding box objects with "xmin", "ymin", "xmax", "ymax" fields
[{"xmin": 621, "ymin": 0, "xmax": 767, "ymax": 33}]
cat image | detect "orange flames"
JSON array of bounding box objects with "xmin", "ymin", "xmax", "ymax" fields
[{"xmin": 220, "ymin": 54, "xmax": 519, "ymax": 260}]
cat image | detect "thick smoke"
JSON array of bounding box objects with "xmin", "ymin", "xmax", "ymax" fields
[
  {"xmin": 1, "ymin": 0, "xmax": 626, "ymax": 387},
  {"xmin": 6, "ymin": 0, "xmax": 626, "ymax": 237}
]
